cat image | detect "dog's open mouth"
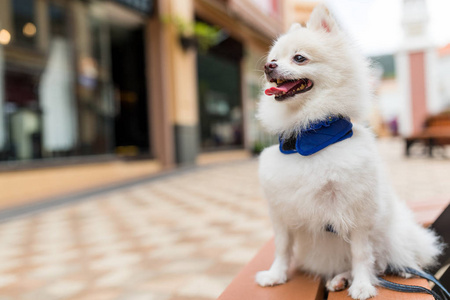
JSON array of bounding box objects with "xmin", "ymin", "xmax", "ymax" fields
[{"xmin": 265, "ymin": 78, "xmax": 313, "ymax": 101}]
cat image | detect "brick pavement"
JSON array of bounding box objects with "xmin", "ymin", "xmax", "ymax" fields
[
  {"xmin": 376, "ymin": 138, "xmax": 450, "ymax": 204},
  {"xmin": 0, "ymin": 138, "xmax": 448, "ymax": 300}
]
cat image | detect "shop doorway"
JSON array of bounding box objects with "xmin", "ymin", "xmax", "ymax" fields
[
  {"xmin": 197, "ymin": 33, "xmax": 244, "ymax": 150},
  {"xmin": 110, "ymin": 25, "xmax": 150, "ymax": 157}
]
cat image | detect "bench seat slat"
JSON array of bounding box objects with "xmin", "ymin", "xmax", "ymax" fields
[{"xmin": 217, "ymin": 238, "xmax": 324, "ymax": 300}]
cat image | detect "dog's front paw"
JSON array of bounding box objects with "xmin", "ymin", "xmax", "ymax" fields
[
  {"xmin": 326, "ymin": 272, "xmax": 352, "ymax": 292},
  {"xmin": 348, "ymin": 282, "xmax": 377, "ymax": 300},
  {"xmin": 255, "ymin": 270, "xmax": 287, "ymax": 287}
]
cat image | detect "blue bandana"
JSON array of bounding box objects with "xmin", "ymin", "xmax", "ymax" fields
[{"xmin": 279, "ymin": 116, "xmax": 353, "ymax": 156}]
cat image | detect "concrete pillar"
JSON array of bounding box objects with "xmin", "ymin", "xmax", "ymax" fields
[
  {"xmin": 147, "ymin": 0, "xmax": 199, "ymax": 167},
  {"xmin": 170, "ymin": 0, "xmax": 199, "ymax": 165},
  {"xmin": 408, "ymin": 51, "xmax": 428, "ymax": 134},
  {"xmin": 397, "ymin": 0, "xmax": 438, "ymax": 136},
  {"xmin": 146, "ymin": 9, "xmax": 175, "ymax": 168}
]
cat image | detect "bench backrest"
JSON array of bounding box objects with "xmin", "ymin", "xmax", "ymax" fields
[
  {"xmin": 429, "ymin": 204, "xmax": 450, "ymax": 292},
  {"xmin": 424, "ymin": 112, "xmax": 450, "ymax": 129}
]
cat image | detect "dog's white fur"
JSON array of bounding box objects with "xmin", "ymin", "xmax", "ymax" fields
[{"xmin": 256, "ymin": 4, "xmax": 442, "ymax": 300}]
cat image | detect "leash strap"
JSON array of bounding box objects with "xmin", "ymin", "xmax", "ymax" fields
[
  {"xmin": 378, "ymin": 267, "xmax": 450, "ymax": 300},
  {"xmin": 378, "ymin": 277, "xmax": 443, "ymax": 300},
  {"xmin": 404, "ymin": 267, "xmax": 450, "ymax": 299}
]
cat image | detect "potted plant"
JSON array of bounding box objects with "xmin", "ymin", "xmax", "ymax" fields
[{"xmin": 162, "ymin": 16, "xmax": 221, "ymax": 52}]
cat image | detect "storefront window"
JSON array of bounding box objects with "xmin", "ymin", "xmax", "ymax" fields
[
  {"xmin": 0, "ymin": 0, "xmax": 150, "ymax": 163},
  {"xmin": 76, "ymin": 5, "xmax": 115, "ymax": 155},
  {"xmin": 0, "ymin": 46, "xmax": 5, "ymax": 160},
  {"xmin": 197, "ymin": 35, "xmax": 244, "ymax": 150}
]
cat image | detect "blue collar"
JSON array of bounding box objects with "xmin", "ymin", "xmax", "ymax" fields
[{"xmin": 279, "ymin": 115, "xmax": 353, "ymax": 156}]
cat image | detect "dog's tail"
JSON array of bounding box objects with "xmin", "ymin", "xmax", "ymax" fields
[{"xmin": 384, "ymin": 200, "xmax": 443, "ymax": 272}]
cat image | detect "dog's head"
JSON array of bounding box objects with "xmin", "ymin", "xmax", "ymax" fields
[{"xmin": 258, "ymin": 4, "xmax": 371, "ymax": 135}]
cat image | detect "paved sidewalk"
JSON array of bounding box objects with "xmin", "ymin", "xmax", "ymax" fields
[
  {"xmin": 0, "ymin": 138, "xmax": 448, "ymax": 300},
  {"xmin": 0, "ymin": 160, "xmax": 162, "ymax": 210},
  {"xmin": 0, "ymin": 149, "xmax": 250, "ymax": 211},
  {"xmin": 376, "ymin": 138, "xmax": 450, "ymax": 204}
]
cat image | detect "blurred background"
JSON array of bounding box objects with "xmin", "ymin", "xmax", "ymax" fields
[
  {"xmin": 0, "ymin": 0, "xmax": 450, "ymax": 169},
  {"xmin": 0, "ymin": 0, "xmax": 449, "ymax": 299}
]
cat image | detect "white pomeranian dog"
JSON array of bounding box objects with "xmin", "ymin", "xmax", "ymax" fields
[{"xmin": 255, "ymin": 4, "xmax": 442, "ymax": 300}]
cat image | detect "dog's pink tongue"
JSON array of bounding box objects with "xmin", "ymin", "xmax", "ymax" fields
[{"xmin": 265, "ymin": 80, "xmax": 299, "ymax": 96}]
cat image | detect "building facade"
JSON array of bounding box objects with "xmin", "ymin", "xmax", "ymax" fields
[
  {"xmin": 396, "ymin": 0, "xmax": 442, "ymax": 136},
  {"xmin": 148, "ymin": 0, "xmax": 284, "ymax": 166},
  {"xmin": 0, "ymin": 0, "xmax": 285, "ymax": 169}
]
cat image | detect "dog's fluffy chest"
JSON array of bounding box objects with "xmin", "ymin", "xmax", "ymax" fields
[{"xmin": 258, "ymin": 127, "xmax": 379, "ymax": 235}]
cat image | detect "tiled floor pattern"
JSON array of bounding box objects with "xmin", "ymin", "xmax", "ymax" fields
[
  {"xmin": 0, "ymin": 138, "xmax": 448, "ymax": 300},
  {"xmin": 376, "ymin": 138, "xmax": 450, "ymax": 204},
  {"xmin": 0, "ymin": 161, "xmax": 272, "ymax": 300}
]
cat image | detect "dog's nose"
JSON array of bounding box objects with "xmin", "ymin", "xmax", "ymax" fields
[{"xmin": 264, "ymin": 62, "xmax": 278, "ymax": 74}]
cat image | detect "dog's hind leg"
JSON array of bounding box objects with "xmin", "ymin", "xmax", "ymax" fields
[{"xmin": 326, "ymin": 271, "xmax": 352, "ymax": 292}]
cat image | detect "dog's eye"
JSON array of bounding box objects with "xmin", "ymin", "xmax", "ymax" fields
[{"xmin": 293, "ymin": 55, "xmax": 308, "ymax": 64}]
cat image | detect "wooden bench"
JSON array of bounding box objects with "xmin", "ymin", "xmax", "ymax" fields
[
  {"xmin": 217, "ymin": 201, "xmax": 450, "ymax": 300},
  {"xmin": 217, "ymin": 239, "xmax": 433, "ymax": 300},
  {"xmin": 405, "ymin": 112, "xmax": 450, "ymax": 157},
  {"xmin": 218, "ymin": 239, "xmax": 434, "ymax": 300}
]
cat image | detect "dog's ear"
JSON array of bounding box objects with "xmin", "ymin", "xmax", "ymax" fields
[
  {"xmin": 307, "ymin": 4, "xmax": 338, "ymax": 33},
  {"xmin": 288, "ymin": 23, "xmax": 302, "ymax": 33}
]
